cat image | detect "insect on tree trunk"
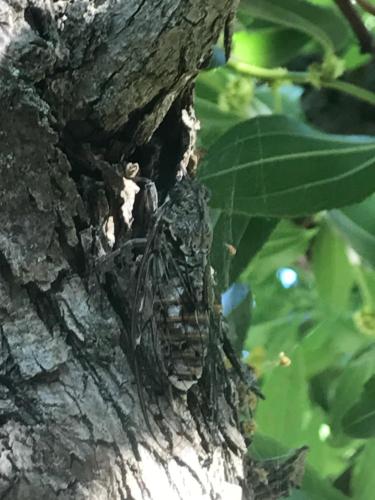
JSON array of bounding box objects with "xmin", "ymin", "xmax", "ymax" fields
[{"xmin": 0, "ymin": 1, "xmax": 306, "ymax": 498}]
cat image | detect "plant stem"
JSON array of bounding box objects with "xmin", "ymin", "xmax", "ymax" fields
[
  {"xmin": 229, "ymin": 61, "xmax": 375, "ymax": 107},
  {"xmin": 321, "ymin": 79, "xmax": 375, "ymax": 106}
]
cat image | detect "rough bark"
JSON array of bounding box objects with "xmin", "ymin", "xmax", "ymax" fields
[{"xmin": 0, "ymin": 1, "xmax": 305, "ymax": 499}]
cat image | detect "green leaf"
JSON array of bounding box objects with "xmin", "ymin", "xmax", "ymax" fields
[
  {"xmin": 352, "ymin": 441, "xmax": 375, "ymax": 500},
  {"xmin": 329, "ymin": 194, "xmax": 375, "ymax": 268},
  {"xmin": 300, "ymin": 406, "xmax": 348, "ymax": 478},
  {"xmin": 301, "ymin": 314, "xmax": 368, "ymax": 382},
  {"xmin": 301, "ymin": 319, "xmax": 343, "ymax": 377},
  {"xmin": 297, "ymin": 465, "xmax": 350, "ymax": 500},
  {"xmin": 210, "ymin": 209, "xmax": 277, "ymax": 289},
  {"xmin": 228, "ymin": 216, "xmax": 278, "ymax": 284},
  {"xmin": 307, "ymin": 0, "xmax": 334, "ymax": 5},
  {"xmin": 198, "ymin": 115, "xmax": 375, "ymax": 217},
  {"xmin": 245, "ymin": 219, "xmax": 317, "ymax": 285},
  {"xmin": 342, "ymin": 374, "xmax": 375, "ymax": 438},
  {"xmin": 330, "ymin": 348, "xmax": 375, "ymax": 440},
  {"xmin": 240, "ymin": 0, "xmax": 350, "ymax": 54},
  {"xmin": 211, "ymin": 211, "xmax": 249, "ymax": 289},
  {"xmin": 232, "ymin": 28, "xmax": 308, "ymax": 68},
  {"xmin": 312, "ymin": 223, "xmax": 354, "ymax": 312},
  {"xmin": 196, "ymin": 97, "xmax": 242, "ymax": 149},
  {"xmin": 255, "ymin": 347, "xmax": 310, "ymax": 447},
  {"xmin": 342, "ymin": 45, "xmax": 371, "ymax": 72},
  {"xmin": 245, "ymin": 311, "xmax": 305, "ymax": 358}
]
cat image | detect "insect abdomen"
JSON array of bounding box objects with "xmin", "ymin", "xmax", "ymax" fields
[{"xmin": 157, "ymin": 294, "xmax": 209, "ymax": 391}]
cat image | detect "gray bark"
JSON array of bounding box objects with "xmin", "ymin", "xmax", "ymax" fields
[
  {"xmin": 0, "ymin": 1, "xmax": 305, "ymax": 498},
  {"xmin": 0, "ymin": 1, "xmax": 248, "ymax": 498}
]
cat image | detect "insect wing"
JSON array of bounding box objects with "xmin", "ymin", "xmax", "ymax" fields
[{"xmin": 153, "ymin": 244, "xmax": 210, "ymax": 392}]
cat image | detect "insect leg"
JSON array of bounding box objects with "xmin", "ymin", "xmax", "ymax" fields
[{"xmin": 95, "ymin": 238, "xmax": 147, "ymax": 270}]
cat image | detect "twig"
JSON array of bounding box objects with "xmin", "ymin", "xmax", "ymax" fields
[
  {"xmin": 230, "ymin": 60, "xmax": 375, "ymax": 106},
  {"xmin": 334, "ymin": 0, "xmax": 375, "ymax": 53},
  {"xmin": 356, "ymin": 0, "xmax": 375, "ymax": 17}
]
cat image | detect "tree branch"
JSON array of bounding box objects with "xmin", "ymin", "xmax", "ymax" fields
[
  {"xmin": 334, "ymin": 0, "xmax": 375, "ymax": 54},
  {"xmin": 356, "ymin": 0, "xmax": 375, "ymax": 17}
]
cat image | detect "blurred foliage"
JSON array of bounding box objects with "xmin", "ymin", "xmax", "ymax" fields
[{"xmin": 195, "ymin": 0, "xmax": 375, "ymax": 497}]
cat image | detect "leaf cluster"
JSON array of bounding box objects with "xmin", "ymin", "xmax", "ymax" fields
[{"xmin": 196, "ymin": 1, "xmax": 375, "ymax": 498}]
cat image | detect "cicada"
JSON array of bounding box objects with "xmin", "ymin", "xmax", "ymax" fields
[
  {"xmin": 130, "ymin": 176, "xmax": 214, "ymax": 395},
  {"xmin": 98, "ymin": 174, "xmax": 259, "ymax": 437}
]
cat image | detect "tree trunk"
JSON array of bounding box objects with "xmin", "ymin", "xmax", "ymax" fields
[{"xmin": 0, "ymin": 1, "xmax": 305, "ymax": 498}]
